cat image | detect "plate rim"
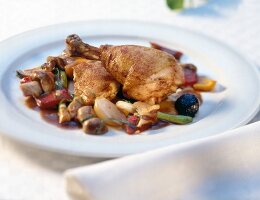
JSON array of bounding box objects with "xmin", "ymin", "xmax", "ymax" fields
[{"xmin": 0, "ymin": 20, "xmax": 259, "ymax": 157}]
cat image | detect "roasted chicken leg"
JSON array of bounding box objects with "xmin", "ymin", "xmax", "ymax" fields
[
  {"xmin": 73, "ymin": 61, "xmax": 119, "ymax": 105},
  {"xmin": 65, "ymin": 34, "xmax": 100, "ymax": 60},
  {"xmin": 100, "ymin": 45, "xmax": 184, "ymax": 104},
  {"xmin": 66, "ymin": 34, "xmax": 184, "ymax": 104}
]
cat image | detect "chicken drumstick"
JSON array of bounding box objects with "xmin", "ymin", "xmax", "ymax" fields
[{"xmin": 66, "ymin": 34, "xmax": 184, "ymax": 104}]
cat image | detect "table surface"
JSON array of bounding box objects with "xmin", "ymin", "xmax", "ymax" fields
[{"xmin": 0, "ymin": 0, "xmax": 259, "ymax": 199}]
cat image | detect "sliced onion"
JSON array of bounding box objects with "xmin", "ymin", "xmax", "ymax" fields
[{"xmin": 94, "ymin": 98, "xmax": 126, "ymax": 126}]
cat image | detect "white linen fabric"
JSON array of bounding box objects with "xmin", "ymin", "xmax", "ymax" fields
[
  {"xmin": 0, "ymin": 0, "xmax": 259, "ymax": 199},
  {"xmin": 65, "ymin": 121, "xmax": 260, "ymax": 200}
]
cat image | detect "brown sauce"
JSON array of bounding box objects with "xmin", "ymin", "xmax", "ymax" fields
[
  {"xmin": 24, "ymin": 97, "xmax": 179, "ymax": 132},
  {"xmin": 151, "ymin": 121, "xmax": 170, "ymax": 130},
  {"xmin": 41, "ymin": 110, "xmax": 81, "ymax": 129},
  {"xmin": 25, "ymin": 97, "xmax": 81, "ymax": 129},
  {"xmin": 25, "ymin": 96, "xmax": 38, "ymax": 109}
]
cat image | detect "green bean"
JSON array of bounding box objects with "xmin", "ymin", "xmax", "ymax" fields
[{"xmin": 157, "ymin": 112, "xmax": 192, "ymax": 124}]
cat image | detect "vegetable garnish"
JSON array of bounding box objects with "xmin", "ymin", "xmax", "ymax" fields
[
  {"xmin": 182, "ymin": 64, "xmax": 198, "ymax": 86},
  {"xmin": 175, "ymin": 94, "xmax": 199, "ymax": 117},
  {"xmin": 125, "ymin": 115, "xmax": 140, "ymax": 135},
  {"xmin": 103, "ymin": 118, "xmax": 137, "ymax": 129},
  {"xmin": 17, "ymin": 34, "xmax": 213, "ymax": 135},
  {"xmin": 79, "ymin": 115, "xmax": 95, "ymax": 123},
  {"xmin": 150, "ymin": 42, "xmax": 183, "ymax": 60},
  {"xmin": 20, "ymin": 77, "xmax": 32, "ymax": 83},
  {"xmin": 35, "ymin": 89, "xmax": 72, "ymax": 109},
  {"xmin": 58, "ymin": 103, "xmax": 71, "ymax": 123},
  {"xmin": 16, "ymin": 70, "xmax": 25, "ymax": 79},
  {"xmin": 166, "ymin": 0, "xmax": 208, "ymax": 10},
  {"xmin": 54, "ymin": 68, "xmax": 68, "ymax": 89},
  {"xmin": 166, "ymin": 0, "xmax": 184, "ymax": 10},
  {"xmin": 193, "ymin": 77, "xmax": 216, "ymax": 91},
  {"xmin": 157, "ymin": 112, "xmax": 193, "ymax": 124}
]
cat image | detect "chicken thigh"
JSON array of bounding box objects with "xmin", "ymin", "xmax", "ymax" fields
[
  {"xmin": 73, "ymin": 61, "xmax": 119, "ymax": 105},
  {"xmin": 66, "ymin": 34, "xmax": 184, "ymax": 104},
  {"xmin": 100, "ymin": 45, "xmax": 184, "ymax": 104}
]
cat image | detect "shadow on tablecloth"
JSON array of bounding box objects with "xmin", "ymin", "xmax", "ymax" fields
[{"xmin": 1, "ymin": 135, "xmax": 109, "ymax": 173}]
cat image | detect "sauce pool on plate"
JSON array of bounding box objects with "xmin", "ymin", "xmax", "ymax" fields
[{"xmin": 25, "ymin": 97, "xmax": 81, "ymax": 129}]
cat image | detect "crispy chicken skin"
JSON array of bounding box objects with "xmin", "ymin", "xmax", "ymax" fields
[
  {"xmin": 66, "ymin": 34, "xmax": 184, "ymax": 104},
  {"xmin": 100, "ymin": 45, "xmax": 184, "ymax": 104},
  {"xmin": 73, "ymin": 61, "xmax": 119, "ymax": 105}
]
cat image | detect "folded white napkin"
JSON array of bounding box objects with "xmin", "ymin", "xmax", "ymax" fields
[{"xmin": 64, "ymin": 121, "xmax": 260, "ymax": 200}]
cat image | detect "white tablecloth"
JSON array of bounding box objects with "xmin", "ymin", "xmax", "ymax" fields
[{"xmin": 0, "ymin": 0, "xmax": 259, "ymax": 199}]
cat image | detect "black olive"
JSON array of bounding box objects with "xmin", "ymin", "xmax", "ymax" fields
[{"xmin": 175, "ymin": 94, "xmax": 199, "ymax": 117}]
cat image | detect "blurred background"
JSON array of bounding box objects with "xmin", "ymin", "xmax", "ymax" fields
[{"xmin": 0, "ymin": 0, "xmax": 259, "ymax": 66}]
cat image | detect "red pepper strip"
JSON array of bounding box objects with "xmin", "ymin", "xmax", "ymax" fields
[
  {"xmin": 183, "ymin": 67, "xmax": 198, "ymax": 87},
  {"xmin": 20, "ymin": 77, "xmax": 32, "ymax": 84},
  {"xmin": 150, "ymin": 42, "xmax": 183, "ymax": 60},
  {"xmin": 35, "ymin": 89, "xmax": 72, "ymax": 109},
  {"xmin": 125, "ymin": 115, "xmax": 139, "ymax": 135}
]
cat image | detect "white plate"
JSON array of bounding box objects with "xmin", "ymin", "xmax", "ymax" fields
[{"xmin": 0, "ymin": 21, "xmax": 259, "ymax": 157}]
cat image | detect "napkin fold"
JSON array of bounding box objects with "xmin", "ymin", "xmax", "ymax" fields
[{"xmin": 64, "ymin": 121, "xmax": 260, "ymax": 200}]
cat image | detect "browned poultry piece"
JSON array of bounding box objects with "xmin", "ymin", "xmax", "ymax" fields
[
  {"xmin": 66, "ymin": 34, "xmax": 184, "ymax": 104},
  {"xmin": 100, "ymin": 45, "xmax": 184, "ymax": 104},
  {"xmin": 73, "ymin": 61, "xmax": 120, "ymax": 105},
  {"xmin": 65, "ymin": 34, "xmax": 100, "ymax": 60}
]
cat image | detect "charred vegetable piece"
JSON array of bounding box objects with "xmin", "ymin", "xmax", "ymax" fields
[
  {"xmin": 193, "ymin": 77, "xmax": 216, "ymax": 91},
  {"xmin": 150, "ymin": 42, "xmax": 183, "ymax": 60},
  {"xmin": 58, "ymin": 103, "xmax": 71, "ymax": 123},
  {"xmin": 42, "ymin": 56, "xmax": 65, "ymax": 71},
  {"xmin": 16, "ymin": 67, "xmax": 42, "ymax": 79},
  {"xmin": 54, "ymin": 68, "xmax": 68, "ymax": 89},
  {"xmin": 77, "ymin": 106, "xmax": 95, "ymax": 123},
  {"xmin": 35, "ymin": 89, "xmax": 72, "ymax": 109},
  {"xmin": 124, "ymin": 115, "xmax": 139, "ymax": 134},
  {"xmin": 17, "ymin": 69, "xmax": 55, "ymax": 93},
  {"xmin": 182, "ymin": 64, "xmax": 198, "ymax": 86},
  {"xmin": 94, "ymin": 98, "xmax": 126, "ymax": 126},
  {"xmin": 82, "ymin": 118, "xmax": 108, "ymax": 135},
  {"xmin": 40, "ymin": 71, "xmax": 55, "ymax": 93},
  {"xmin": 175, "ymin": 94, "xmax": 199, "ymax": 117},
  {"xmin": 68, "ymin": 97, "xmax": 83, "ymax": 118},
  {"xmin": 157, "ymin": 112, "xmax": 193, "ymax": 124},
  {"xmin": 17, "ymin": 70, "xmax": 26, "ymax": 79},
  {"xmin": 20, "ymin": 81, "xmax": 43, "ymax": 97}
]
